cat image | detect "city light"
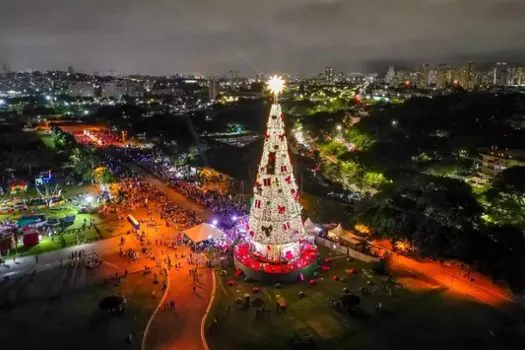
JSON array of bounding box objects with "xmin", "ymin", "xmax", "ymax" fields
[
  {"xmin": 212, "ymin": 219, "xmax": 218, "ymax": 226},
  {"xmin": 0, "ymin": 99, "xmax": 5, "ymax": 105},
  {"xmin": 45, "ymin": 95, "xmax": 51, "ymax": 101},
  {"xmin": 336, "ymin": 124, "xmax": 342, "ymax": 131},
  {"xmin": 84, "ymin": 195, "xmax": 94, "ymax": 203}
]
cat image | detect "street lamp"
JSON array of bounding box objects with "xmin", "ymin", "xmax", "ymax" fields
[{"xmin": 336, "ymin": 124, "xmax": 342, "ymax": 131}]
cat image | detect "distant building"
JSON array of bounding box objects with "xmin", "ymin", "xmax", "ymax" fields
[
  {"xmin": 493, "ymin": 62, "xmax": 508, "ymax": 86},
  {"xmin": 100, "ymin": 80, "xmax": 143, "ymax": 98},
  {"xmin": 458, "ymin": 61, "xmax": 476, "ymax": 90},
  {"xmin": 506, "ymin": 65, "xmax": 522, "ymax": 86},
  {"xmin": 67, "ymin": 65, "xmax": 75, "ymax": 75},
  {"xmin": 416, "ymin": 64, "xmax": 431, "ymax": 88},
  {"xmin": 208, "ymin": 79, "xmax": 218, "ymax": 101},
  {"xmin": 436, "ymin": 64, "xmax": 452, "ymax": 89},
  {"xmin": 472, "ymin": 147, "xmax": 525, "ymax": 186},
  {"xmin": 428, "ymin": 69, "xmax": 437, "ymax": 86},
  {"xmin": 69, "ymin": 82, "xmax": 95, "ymax": 97},
  {"xmin": 385, "ymin": 66, "xmax": 395, "ymax": 86},
  {"xmin": 101, "ymin": 81, "xmax": 127, "ymax": 98}
]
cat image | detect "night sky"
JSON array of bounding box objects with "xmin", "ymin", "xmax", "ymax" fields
[{"xmin": 1, "ymin": 0, "xmax": 524, "ymax": 74}]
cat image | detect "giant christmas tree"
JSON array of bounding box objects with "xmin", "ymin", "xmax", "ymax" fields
[{"xmin": 247, "ymin": 76, "xmax": 306, "ymax": 263}]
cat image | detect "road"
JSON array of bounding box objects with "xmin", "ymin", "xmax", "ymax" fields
[{"xmin": 388, "ymin": 254, "xmax": 515, "ymax": 306}]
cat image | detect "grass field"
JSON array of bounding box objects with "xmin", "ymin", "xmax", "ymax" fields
[
  {"xmin": 0, "ymin": 272, "xmax": 159, "ymax": 350},
  {"xmin": 206, "ymin": 246, "xmax": 523, "ymax": 350},
  {"xmin": 2, "ymin": 207, "xmax": 103, "ymax": 258}
]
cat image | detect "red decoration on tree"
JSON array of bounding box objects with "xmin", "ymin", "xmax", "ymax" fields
[
  {"xmin": 279, "ymin": 133, "xmax": 285, "ymax": 141},
  {"xmin": 265, "ymin": 133, "xmax": 270, "ymax": 140},
  {"xmin": 278, "ymin": 205, "xmax": 286, "ymax": 214},
  {"xmin": 285, "ymin": 176, "xmax": 291, "ymax": 184}
]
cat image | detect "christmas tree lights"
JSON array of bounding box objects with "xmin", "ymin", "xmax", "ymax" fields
[{"xmin": 247, "ymin": 76, "xmax": 306, "ymax": 262}]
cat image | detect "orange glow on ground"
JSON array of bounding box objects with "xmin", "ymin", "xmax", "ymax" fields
[{"xmin": 388, "ymin": 254, "xmax": 514, "ymax": 307}]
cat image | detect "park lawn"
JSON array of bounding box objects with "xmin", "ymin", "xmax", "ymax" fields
[
  {"xmin": 5, "ymin": 212, "xmax": 104, "ymax": 258},
  {"xmin": 17, "ymin": 236, "xmax": 65, "ymax": 257},
  {"xmin": 206, "ymin": 246, "xmax": 521, "ymax": 350},
  {"xmin": 0, "ymin": 272, "xmax": 160, "ymax": 350}
]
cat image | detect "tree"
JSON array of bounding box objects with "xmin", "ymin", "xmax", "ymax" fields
[
  {"xmin": 357, "ymin": 176, "xmax": 483, "ymax": 260},
  {"xmin": 485, "ymin": 166, "xmax": 525, "ymax": 228},
  {"xmin": 346, "ymin": 125, "xmax": 376, "ymax": 150}
]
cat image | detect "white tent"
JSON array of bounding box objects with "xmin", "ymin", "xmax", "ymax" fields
[
  {"xmin": 327, "ymin": 224, "xmax": 345, "ymax": 240},
  {"xmin": 183, "ymin": 223, "xmax": 226, "ymax": 243},
  {"xmin": 303, "ymin": 218, "xmax": 317, "ymax": 234}
]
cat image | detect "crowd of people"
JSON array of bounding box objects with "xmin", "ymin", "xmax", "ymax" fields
[
  {"xmin": 105, "ymin": 177, "xmax": 201, "ymax": 230},
  {"xmin": 104, "ymin": 145, "xmax": 249, "ymax": 229}
]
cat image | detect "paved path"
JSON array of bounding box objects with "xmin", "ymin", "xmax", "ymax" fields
[
  {"xmin": 0, "ymin": 235, "xmax": 123, "ymax": 280},
  {"xmin": 143, "ymin": 248, "xmax": 213, "ymax": 350}
]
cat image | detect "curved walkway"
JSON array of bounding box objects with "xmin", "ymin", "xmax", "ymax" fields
[{"xmin": 142, "ymin": 248, "xmax": 213, "ymax": 350}]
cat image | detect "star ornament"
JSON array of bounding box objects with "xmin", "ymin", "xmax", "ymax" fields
[{"xmin": 267, "ymin": 75, "xmax": 285, "ymax": 97}]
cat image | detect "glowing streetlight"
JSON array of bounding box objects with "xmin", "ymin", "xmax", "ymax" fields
[
  {"xmin": 336, "ymin": 124, "xmax": 342, "ymax": 131},
  {"xmin": 85, "ymin": 195, "xmax": 94, "ymax": 204},
  {"xmin": 267, "ymin": 75, "xmax": 285, "ymax": 102}
]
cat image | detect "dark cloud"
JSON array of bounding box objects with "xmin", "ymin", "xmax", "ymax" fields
[{"xmin": 0, "ymin": 0, "xmax": 524, "ymax": 74}]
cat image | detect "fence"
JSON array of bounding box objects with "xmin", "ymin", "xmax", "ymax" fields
[{"xmin": 315, "ymin": 236, "xmax": 380, "ymax": 263}]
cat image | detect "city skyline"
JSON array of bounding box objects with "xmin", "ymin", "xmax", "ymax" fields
[{"xmin": 1, "ymin": 0, "xmax": 525, "ymax": 75}]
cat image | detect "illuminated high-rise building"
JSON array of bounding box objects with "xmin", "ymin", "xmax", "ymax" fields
[
  {"xmin": 325, "ymin": 66, "xmax": 334, "ymax": 83},
  {"xmin": 416, "ymin": 64, "xmax": 430, "ymax": 88},
  {"xmin": 458, "ymin": 61, "xmax": 476, "ymax": 90},
  {"xmin": 436, "ymin": 64, "xmax": 452, "ymax": 89},
  {"xmin": 385, "ymin": 66, "xmax": 396, "ymax": 85},
  {"xmin": 493, "ymin": 62, "xmax": 508, "ymax": 86},
  {"xmin": 208, "ymin": 79, "xmax": 218, "ymax": 101}
]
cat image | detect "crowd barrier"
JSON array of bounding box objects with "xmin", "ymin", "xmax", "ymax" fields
[{"xmin": 315, "ymin": 236, "xmax": 380, "ymax": 263}]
